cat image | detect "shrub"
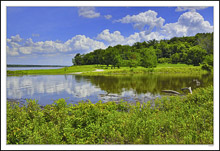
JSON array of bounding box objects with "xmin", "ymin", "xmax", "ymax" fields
[
  {"xmin": 158, "ymin": 58, "xmax": 171, "ymax": 64},
  {"xmin": 7, "ymin": 86, "xmax": 213, "ymax": 144},
  {"xmin": 201, "ymin": 63, "xmax": 212, "ymax": 72}
]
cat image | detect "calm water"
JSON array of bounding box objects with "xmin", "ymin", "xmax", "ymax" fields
[
  {"xmin": 7, "ymin": 67, "xmax": 63, "ymax": 71},
  {"xmin": 7, "ymin": 73, "xmax": 213, "ymax": 106}
]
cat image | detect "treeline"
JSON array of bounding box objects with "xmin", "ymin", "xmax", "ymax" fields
[
  {"xmin": 7, "ymin": 64, "xmax": 68, "ymax": 67},
  {"xmin": 72, "ymin": 33, "xmax": 213, "ymax": 69}
]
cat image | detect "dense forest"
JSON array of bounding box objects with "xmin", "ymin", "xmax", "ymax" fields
[{"xmin": 72, "ymin": 33, "xmax": 213, "ymax": 71}]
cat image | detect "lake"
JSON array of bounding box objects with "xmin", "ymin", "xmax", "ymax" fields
[
  {"xmin": 7, "ymin": 67, "xmax": 64, "ymax": 71},
  {"xmin": 6, "ymin": 73, "xmax": 213, "ymax": 106}
]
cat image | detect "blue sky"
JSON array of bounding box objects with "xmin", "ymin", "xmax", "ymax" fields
[{"xmin": 6, "ymin": 6, "xmax": 213, "ymax": 65}]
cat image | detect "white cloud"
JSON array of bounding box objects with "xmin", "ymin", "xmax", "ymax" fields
[
  {"xmin": 7, "ymin": 46, "xmax": 19, "ymax": 56},
  {"xmin": 9, "ymin": 34, "xmax": 23, "ymax": 42},
  {"xmin": 104, "ymin": 15, "xmax": 112, "ymax": 19},
  {"xmin": 7, "ymin": 35, "xmax": 106, "ymax": 56},
  {"xmin": 175, "ymin": 6, "xmax": 209, "ymax": 12},
  {"xmin": 115, "ymin": 10, "xmax": 165, "ymax": 35},
  {"xmin": 7, "ymin": 10, "xmax": 213, "ymax": 58},
  {"xmin": 78, "ymin": 7, "xmax": 100, "ymax": 18},
  {"xmin": 125, "ymin": 31, "xmax": 164, "ymax": 45},
  {"xmin": 97, "ymin": 29, "xmax": 125, "ymax": 46},
  {"xmin": 6, "ymin": 39, "xmax": 21, "ymax": 56},
  {"xmin": 19, "ymin": 47, "xmax": 33, "ymax": 54},
  {"xmin": 97, "ymin": 29, "xmax": 164, "ymax": 46},
  {"xmin": 7, "ymin": 31, "xmax": 164, "ymax": 57},
  {"xmin": 65, "ymin": 35, "xmax": 106, "ymax": 53},
  {"xmin": 161, "ymin": 11, "xmax": 213, "ymax": 39}
]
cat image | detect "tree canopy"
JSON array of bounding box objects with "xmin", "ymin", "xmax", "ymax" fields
[{"xmin": 72, "ymin": 32, "xmax": 213, "ymax": 68}]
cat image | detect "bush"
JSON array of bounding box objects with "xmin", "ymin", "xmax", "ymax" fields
[
  {"xmin": 158, "ymin": 58, "xmax": 172, "ymax": 64},
  {"xmin": 201, "ymin": 63, "xmax": 212, "ymax": 72},
  {"xmin": 7, "ymin": 86, "xmax": 213, "ymax": 144},
  {"xmin": 203, "ymin": 54, "xmax": 213, "ymax": 66}
]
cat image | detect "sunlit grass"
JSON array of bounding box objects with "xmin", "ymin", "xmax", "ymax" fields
[
  {"xmin": 7, "ymin": 65, "xmax": 99, "ymax": 75},
  {"xmin": 7, "ymin": 85, "xmax": 213, "ymax": 144},
  {"xmin": 7, "ymin": 64, "xmax": 208, "ymax": 75},
  {"xmin": 157, "ymin": 63, "xmax": 194, "ymax": 68}
]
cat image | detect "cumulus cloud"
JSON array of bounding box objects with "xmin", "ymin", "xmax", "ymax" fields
[
  {"xmin": 7, "ymin": 35, "xmax": 106, "ymax": 56},
  {"xmin": 7, "ymin": 45, "xmax": 19, "ymax": 56},
  {"xmin": 7, "ymin": 38, "xmax": 21, "ymax": 56},
  {"xmin": 7, "ymin": 29, "xmax": 165, "ymax": 57},
  {"xmin": 78, "ymin": 7, "xmax": 100, "ymax": 18},
  {"xmin": 97, "ymin": 29, "xmax": 164, "ymax": 46},
  {"xmin": 104, "ymin": 15, "xmax": 112, "ymax": 19},
  {"xmin": 7, "ymin": 10, "xmax": 213, "ymax": 58},
  {"xmin": 8, "ymin": 34, "xmax": 23, "ymax": 42},
  {"xmin": 115, "ymin": 10, "xmax": 165, "ymax": 35},
  {"xmin": 65, "ymin": 35, "xmax": 106, "ymax": 53},
  {"xmin": 125, "ymin": 31, "xmax": 164, "ymax": 45},
  {"xmin": 97, "ymin": 29, "xmax": 125, "ymax": 46},
  {"xmin": 161, "ymin": 11, "xmax": 213, "ymax": 39},
  {"xmin": 175, "ymin": 6, "xmax": 209, "ymax": 12}
]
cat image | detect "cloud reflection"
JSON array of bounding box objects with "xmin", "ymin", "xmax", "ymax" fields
[{"xmin": 7, "ymin": 75, "xmax": 102, "ymax": 100}]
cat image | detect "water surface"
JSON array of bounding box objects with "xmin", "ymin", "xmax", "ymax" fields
[
  {"xmin": 7, "ymin": 73, "xmax": 213, "ymax": 106},
  {"xmin": 7, "ymin": 67, "xmax": 63, "ymax": 71}
]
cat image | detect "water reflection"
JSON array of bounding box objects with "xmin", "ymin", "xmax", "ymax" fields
[
  {"xmin": 7, "ymin": 73, "xmax": 213, "ymax": 106},
  {"xmin": 76, "ymin": 73, "xmax": 213, "ymax": 95}
]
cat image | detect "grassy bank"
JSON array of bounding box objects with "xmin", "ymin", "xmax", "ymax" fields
[
  {"xmin": 7, "ymin": 65, "xmax": 98, "ymax": 75},
  {"xmin": 7, "ymin": 85, "xmax": 213, "ymax": 144},
  {"xmin": 7, "ymin": 64, "xmax": 209, "ymax": 75},
  {"xmin": 81, "ymin": 63, "xmax": 209, "ymax": 75}
]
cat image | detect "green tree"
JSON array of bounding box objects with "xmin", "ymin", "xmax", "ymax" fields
[
  {"xmin": 203, "ymin": 54, "xmax": 213, "ymax": 66},
  {"xmin": 187, "ymin": 45, "xmax": 207, "ymax": 66},
  {"xmin": 112, "ymin": 54, "xmax": 122, "ymax": 68},
  {"xmin": 140, "ymin": 48, "xmax": 157, "ymax": 68},
  {"xmin": 159, "ymin": 41, "xmax": 171, "ymax": 58},
  {"xmin": 171, "ymin": 53, "xmax": 180, "ymax": 64},
  {"xmin": 103, "ymin": 48, "xmax": 113, "ymax": 67},
  {"xmin": 72, "ymin": 58, "xmax": 75, "ymax": 65},
  {"xmin": 124, "ymin": 52, "xmax": 141, "ymax": 68},
  {"xmin": 74, "ymin": 53, "xmax": 83, "ymax": 65},
  {"xmin": 201, "ymin": 54, "xmax": 213, "ymax": 72},
  {"xmin": 195, "ymin": 33, "xmax": 213, "ymax": 54}
]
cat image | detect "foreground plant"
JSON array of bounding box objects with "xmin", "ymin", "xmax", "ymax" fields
[{"xmin": 7, "ymin": 85, "xmax": 213, "ymax": 144}]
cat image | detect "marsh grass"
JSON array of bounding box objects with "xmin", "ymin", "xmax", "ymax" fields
[{"xmin": 7, "ymin": 85, "xmax": 213, "ymax": 144}]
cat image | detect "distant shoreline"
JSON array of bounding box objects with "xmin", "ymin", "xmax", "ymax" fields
[{"xmin": 7, "ymin": 64, "xmax": 69, "ymax": 67}]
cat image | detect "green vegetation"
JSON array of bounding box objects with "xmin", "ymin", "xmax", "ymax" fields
[
  {"xmin": 7, "ymin": 65, "xmax": 98, "ymax": 75},
  {"xmin": 81, "ymin": 64, "xmax": 208, "ymax": 75},
  {"xmin": 7, "ymin": 33, "xmax": 213, "ymax": 75},
  {"xmin": 6, "ymin": 33, "xmax": 214, "ymax": 145},
  {"xmin": 7, "ymin": 63, "xmax": 210, "ymax": 75},
  {"xmin": 7, "ymin": 85, "xmax": 213, "ymax": 144},
  {"xmin": 73, "ymin": 33, "xmax": 213, "ymax": 69}
]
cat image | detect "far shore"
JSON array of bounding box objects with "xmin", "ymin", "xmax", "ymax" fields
[{"xmin": 7, "ymin": 64, "xmax": 210, "ymax": 76}]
